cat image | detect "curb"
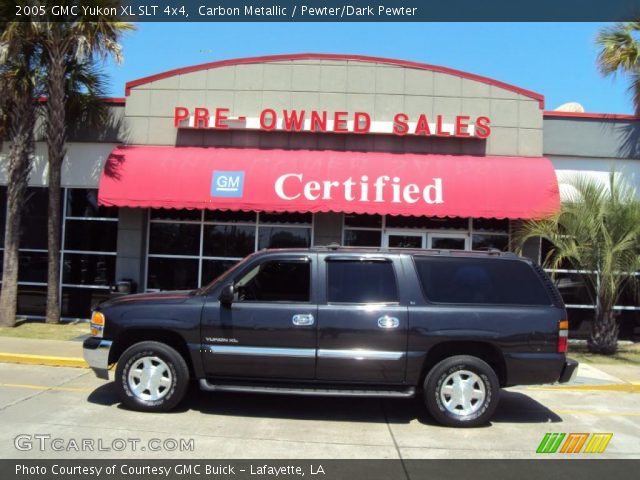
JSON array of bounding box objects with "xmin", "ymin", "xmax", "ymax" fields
[{"xmin": 0, "ymin": 352, "xmax": 88, "ymax": 369}]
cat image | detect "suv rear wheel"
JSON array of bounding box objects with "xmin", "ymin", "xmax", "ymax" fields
[
  {"xmin": 115, "ymin": 341, "xmax": 190, "ymax": 412},
  {"xmin": 423, "ymin": 355, "xmax": 500, "ymax": 427}
]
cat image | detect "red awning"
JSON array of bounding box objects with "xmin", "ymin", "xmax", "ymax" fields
[{"xmin": 98, "ymin": 146, "xmax": 559, "ymax": 219}]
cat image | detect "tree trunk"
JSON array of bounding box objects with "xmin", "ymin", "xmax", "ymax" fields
[
  {"xmin": 587, "ymin": 302, "xmax": 619, "ymax": 355},
  {"xmin": 45, "ymin": 44, "xmax": 67, "ymax": 325},
  {"xmin": 0, "ymin": 90, "xmax": 34, "ymax": 327}
]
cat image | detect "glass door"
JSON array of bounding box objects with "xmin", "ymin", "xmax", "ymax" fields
[
  {"xmin": 428, "ymin": 232, "xmax": 469, "ymax": 250},
  {"xmin": 383, "ymin": 231, "xmax": 470, "ymax": 250},
  {"xmin": 383, "ymin": 231, "xmax": 427, "ymax": 248}
]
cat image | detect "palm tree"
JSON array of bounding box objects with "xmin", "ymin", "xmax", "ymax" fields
[
  {"xmin": 597, "ymin": 22, "xmax": 640, "ymax": 114},
  {"xmin": 32, "ymin": 11, "xmax": 133, "ymax": 323},
  {"xmin": 514, "ymin": 173, "xmax": 640, "ymax": 355},
  {"xmin": 0, "ymin": 23, "xmax": 40, "ymax": 327}
]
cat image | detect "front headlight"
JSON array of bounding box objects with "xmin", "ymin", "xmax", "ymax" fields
[{"xmin": 90, "ymin": 311, "xmax": 105, "ymax": 338}]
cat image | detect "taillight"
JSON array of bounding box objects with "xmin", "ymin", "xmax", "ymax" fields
[{"xmin": 558, "ymin": 320, "xmax": 569, "ymax": 353}]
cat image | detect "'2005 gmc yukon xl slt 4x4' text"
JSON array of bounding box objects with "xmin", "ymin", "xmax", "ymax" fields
[{"xmin": 84, "ymin": 247, "xmax": 578, "ymax": 427}]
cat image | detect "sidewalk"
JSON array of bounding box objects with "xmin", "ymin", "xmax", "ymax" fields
[
  {"xmin": 571, "ymin": 362, "xmax": 628, "ymax": 385},
  {"xmin": 526, "ymin": 362, "xmax": 640, "ymax": 393},
  {"xmin": 0, "ymin": 336, "xmax": 637, "ymax": 390}
]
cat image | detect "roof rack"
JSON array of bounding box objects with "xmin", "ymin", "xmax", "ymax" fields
[
  {"xmin": 310, "ymin": 244, "xmax": 520, "ymax": 258},
  {"xmin": 473, "ymin": 247, "xmax": 505, "ymax": 256}
]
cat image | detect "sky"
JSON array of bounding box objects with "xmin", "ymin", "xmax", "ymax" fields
[{"xmin": 103, "ymin": 22, "xmax": 632, "ymax": 114}]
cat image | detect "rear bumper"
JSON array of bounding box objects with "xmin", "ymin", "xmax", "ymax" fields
[
  {"xmin": 504, "ymin": 352, "xmax": 572, "ymax": 386},
  {"xmin": 558, "ymin": 358, "xmax": 579, "ymax": 384},
  {"xmin": 83, "ymin": 337, "xmax": 112, "ymax": 380}
]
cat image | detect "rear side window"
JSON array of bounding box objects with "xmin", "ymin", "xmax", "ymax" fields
[
  {"xmin": 327, "ymin": 260, "xmax": 398, "ymax": 304},
  {"xmin": 414, "ymin": 257, "xmax": 551, "ymax": 306}
]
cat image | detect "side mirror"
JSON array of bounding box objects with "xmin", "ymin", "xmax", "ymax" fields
[{"xmin": 219, "ymin": 283, "xmax": 234, "ymax": 306}]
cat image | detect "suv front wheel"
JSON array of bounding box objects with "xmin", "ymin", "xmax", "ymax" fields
[
  {"xmin": 115, "ymin": 341, "xmax": 190, "ymax": 412},
  {"xmin": 424, "ymin": 355, "xmax": 500, "ymax": 427}
]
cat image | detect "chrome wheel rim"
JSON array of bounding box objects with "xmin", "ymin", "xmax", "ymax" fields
[
  {"xmin": 127, "ymin": 356, "xmax": 173, "ymax": 402},
  {"xmin": 439, "ymin": 370, "xmax": 486, "ymax": 416}
]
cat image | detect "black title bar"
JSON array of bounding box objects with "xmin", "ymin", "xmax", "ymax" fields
[{"xmin": 2, "ymin": 459, "xmax": 639, "ymax": 480}]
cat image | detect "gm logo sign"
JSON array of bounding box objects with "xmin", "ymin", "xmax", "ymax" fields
[{"xmin": 211, "ymin": 171, "xmax": 245, "ymax": 197}]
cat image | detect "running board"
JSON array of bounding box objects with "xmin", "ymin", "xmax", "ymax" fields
[{"xmin": 199, "ymin": 380, "xmax": 415, "ymax": 398}]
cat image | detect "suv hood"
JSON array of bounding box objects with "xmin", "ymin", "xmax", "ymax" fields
[{"xmin": 98, "ymin": 290, "xmax": 195, "ymax": 309}]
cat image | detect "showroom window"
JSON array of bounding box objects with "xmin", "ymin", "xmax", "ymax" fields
[
  {"xmin": 470, "ymin": 218, "xmax": 510, "ymax": 251},
  {"xmin": 146, "ymin": 211, "xmax": 313, "ymax": 291},
  {"xmin": 342, "ymin": 214, "xmax": 383, "ymax": 247},
  {"xmin": 342, "ymin": 215, "xmax": 510, "ymax": 251},
  {"xmin": 539, "ymin": 239, "xmax": 640, "ymax": 314},
  {"xmin": 0, "ymin": 187, "xmax": 117, "ymax": 319},
  {"xmin": 61, "ymin": 189, "xmax": 118, "ymax": 318},
  {"xmin": 0, "ymin": 187, "xmax": 55, "ymax": 317}
]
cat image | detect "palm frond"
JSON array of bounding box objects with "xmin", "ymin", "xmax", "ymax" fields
[
  {"xmin": 514, "ymin": 171, "xmax": 640, "ymax": 316},
  {"xmin": 63, "ymin": 59, "xmax": 112, "ymax": 136},
  {"xmin": 597, "ymin": 22, "xmax": 640, "ymax": 114},
  {"xmin": 596, "ymin": 22, "xmax": 640, "ymax": 76}
]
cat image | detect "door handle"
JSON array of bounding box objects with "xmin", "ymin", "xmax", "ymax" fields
[
  {"xmin": 292, "ymin": 314, "xmax": 315, "ymax": 326},
  {"xmin": 378, "ymin": 316, "xmax": 400, "ymax": 329}
]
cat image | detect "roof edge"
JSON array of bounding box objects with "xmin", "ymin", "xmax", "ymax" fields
[
  {"xmin": 37, "ymin": 96, "xmax": 125, "ymax": 105},
  {"xmin": 544, "ymin": 111, "xmax": 639, "ymax": 120},
  {"xmin": 102, "ymin": 97, "xmax": 126, "ymax": 105},
  {"xmin": 124, "ymin": 53, "xmax": 545, "ymax": 108}
]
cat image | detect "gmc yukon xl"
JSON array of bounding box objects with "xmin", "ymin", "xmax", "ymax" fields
[{"xmin": 84, "ymin": 247, "xmax": 578, "ymax": 427}]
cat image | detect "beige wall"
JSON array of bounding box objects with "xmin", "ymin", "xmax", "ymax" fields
[
  {"xmin": 125, "ymin": 59, "xmax": 543, "ymax": 156},
  {"xmin": 0, "ymin": 142, "xmax": 119, "ymax": 188}
]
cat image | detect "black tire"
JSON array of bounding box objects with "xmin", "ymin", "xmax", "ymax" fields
[
  {"xmin": 423, "ymin": 355, "xmax": 500, "ymax": 427},
  {"xmin": 115, "ymin": 341, "xmax": 190, "ymax": 412}
]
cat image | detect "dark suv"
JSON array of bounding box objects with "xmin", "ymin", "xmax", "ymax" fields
[{"xmin": 84, "ymin": 247, "xmax": 577, "ymax": 427}]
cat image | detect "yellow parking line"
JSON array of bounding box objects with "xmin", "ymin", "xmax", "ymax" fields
[
  {"xmin": 0, "ymin": 383, "xmax": 93, "ymax": 393},
  {"xmin": 555, "ymin": 409, "xmax": 640, "ymax": 417},
  {"xmin": 527, "ymin": 383, "xmax": 640, "ymax": 393}
]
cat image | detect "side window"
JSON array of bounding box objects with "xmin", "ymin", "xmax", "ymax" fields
[
  {"xmin": 413, "ymin": 257, "xmax": 551, "ymax": 306},
  {"xmin": 234, "ymin": 259, "xmax": 310, "ymax": 302},
  {"xmin": 327, "ymin": 260, "xmax": 398, "ymax": 304}
]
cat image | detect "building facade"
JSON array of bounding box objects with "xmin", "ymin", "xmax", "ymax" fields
[{"xmin": 1, "ymin": 54, "xmax": 638, "ymax": 337}]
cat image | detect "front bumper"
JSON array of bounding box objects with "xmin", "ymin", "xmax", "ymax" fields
[
  {"xmin": 83, "ymin": 337, "xmax": 113, "ymax": 380},
  {"xmin": 558, "ymin": 357, "xmax": 579, "ymax": 384}
]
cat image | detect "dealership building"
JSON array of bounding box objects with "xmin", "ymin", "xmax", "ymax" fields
[{"xmin": 1, "ymin": 54, "xmax": 638, "ymax": 336}]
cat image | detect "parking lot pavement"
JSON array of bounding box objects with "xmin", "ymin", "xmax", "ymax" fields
[{"xmin": 0, "ymin": 363, "xmax": 638, "ymax": 460}]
